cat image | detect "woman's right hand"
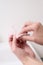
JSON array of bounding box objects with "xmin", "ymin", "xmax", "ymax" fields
[{"xmin": 20, "ymin": 22, "xmax": 43, "ymax": 45}]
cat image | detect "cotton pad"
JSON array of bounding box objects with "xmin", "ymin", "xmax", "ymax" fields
[{"xmin": 27, "ymin": 41, "xmax": 42, "ymax": 62}]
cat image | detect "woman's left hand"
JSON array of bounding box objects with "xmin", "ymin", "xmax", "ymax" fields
[{"xmin": 9, "ymin": 34, "xmax": 35, "ymax": 64}]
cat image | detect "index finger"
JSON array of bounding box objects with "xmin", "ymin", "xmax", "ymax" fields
[{"xmin": 22, "ymin": 22, "xmax": 33, "ymax": 28}]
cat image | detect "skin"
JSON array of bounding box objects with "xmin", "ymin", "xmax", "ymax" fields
[
  {"xmin": 9, "ymin": 35, "xmax": 35, "ymax": 62},
  {"xmin": 20, "ymin": 22, "xmax": 43, "ymax": 45},
  {"xmin": 9, "ymin": 22, "xmax": 43, "ymax": 65}
]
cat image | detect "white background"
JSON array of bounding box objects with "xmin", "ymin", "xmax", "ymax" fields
[{"xmin": 0, "ymin": 0, "xmax": 43, "ymax": 58}]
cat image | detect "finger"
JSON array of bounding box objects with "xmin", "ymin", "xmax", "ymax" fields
[
  {"xmin": 11, "ymin": 35, "xmax": 16, "ymax": 51},
  {"xmin": 9, "ymin": 35, "xmax": 13, "ymax": 42},
  {"xmin": 21, "ymin": 22, "xmax": 40, "ymax": 34},
  {"xmin": 9, "ymin": 35, "xmax": 16, "ymax": 47},
  {"xmin": 21, "ymin": 35, "xmax": 35, "ymax": 42},
  {"xmin": 9, "ymin": 35, "xmax": 13, "ymax": 47},
  {"xmin": 13, "ymin": 35, "xmax": 16, "ymax": 44},
  {"xmin": 20, "ymin": 22, "xmax": 33, "ymax": 34},
  {"xmin": 20, "ymin": 25, "xmax": 35, "ymax": 34}
]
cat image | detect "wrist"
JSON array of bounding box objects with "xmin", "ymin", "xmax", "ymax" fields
[
  {"xmin": 19, "ymin": 55, "xmax": 29, "ymax": 65},
  {"xmin": 21, "ymin": 56, "xmax": 43, "ymax": 65}
]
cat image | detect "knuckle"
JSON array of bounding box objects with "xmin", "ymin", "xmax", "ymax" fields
[{"xmin": 34, "ymin": 22, "xmax": 41, "ymax": 31}]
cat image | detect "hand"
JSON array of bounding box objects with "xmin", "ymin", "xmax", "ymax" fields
[
  {"xmin": 9, "ymin": 35, "xmax": 35, "ymax": 64},
  {"xmin": 23, "ymin": 57, "xmax": 43, "ymax": 65},
  {"xmin": 20, "ymin": 22, "xmax": 43, "ymax": 45}
]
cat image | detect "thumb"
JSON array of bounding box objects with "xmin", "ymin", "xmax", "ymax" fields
[{"xmin": 22, "ymin": 35, "xmax": 35, "ymax": 42}]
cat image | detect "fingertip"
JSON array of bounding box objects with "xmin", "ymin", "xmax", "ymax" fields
[{"xmin": 9, "ymin": 35, "xmax": 13, "ymax": 42}]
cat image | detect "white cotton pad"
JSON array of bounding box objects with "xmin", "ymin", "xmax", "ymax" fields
[
  {"xmin": 28, "ymin": 31, "xmax": 33, "ymax": 36},
  {"xmin": 27, "ymin": 41, "xmax": 42, "ymax": 62}
]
